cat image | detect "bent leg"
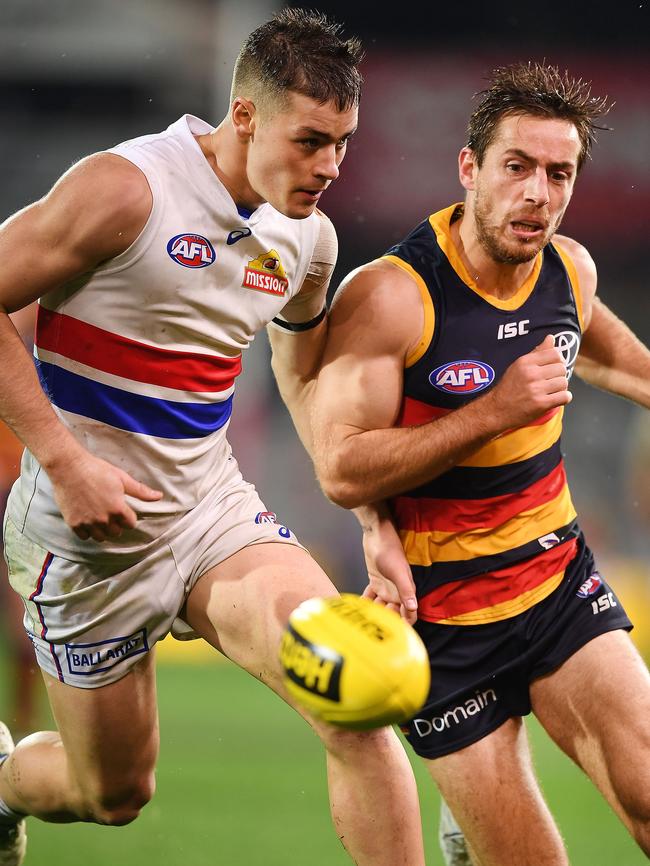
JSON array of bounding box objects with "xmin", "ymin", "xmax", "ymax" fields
[
  {"xmin": 184, "ymin": 542, "xmax": 425, "ymax": 866},
  {"xmin": 426, "ymin": 718, "xmax": 568, "ymax": 866},
  {"xmin": 531, "ymin": 630, "xmax": 650, "ymax": 855},
  {"xmin": 0, "ymin": 650, "xmax": 159, "ymax": 825}
]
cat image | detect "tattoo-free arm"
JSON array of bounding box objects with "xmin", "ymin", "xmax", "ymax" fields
[
  {"xmin": 267, "ymin": 210, "xmax": 337, "ymax": 450},
  {"xmin": 310, "ymin": 260, "xmax": 571, "ymax": 509}
]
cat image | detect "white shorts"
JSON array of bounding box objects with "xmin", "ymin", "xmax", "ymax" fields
[{"xmin": 2, "ymin": 472, "xmax": 303, "ymax": 688}]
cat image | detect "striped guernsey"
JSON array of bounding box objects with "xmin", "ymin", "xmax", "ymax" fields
[{"xmin": 385, "ymin": 203, "xmax": 584, "ymax": 625}]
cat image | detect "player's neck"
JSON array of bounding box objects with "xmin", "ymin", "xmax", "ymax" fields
[
  {"xmin": 195, "ymin": 123, "xmax": 265, "ymax": 212},
  {"xmin": 452, "ymin": 215, "xmax": 538, "ymax": 300}
]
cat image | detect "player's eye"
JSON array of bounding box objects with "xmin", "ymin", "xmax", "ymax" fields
[
  {"xmin": 506, "ymin": 162, "xmax": 525, "ymax": 173},
  {"xmin": 300, "ymin": 138, "xmax": 320, "ymax": 150}
]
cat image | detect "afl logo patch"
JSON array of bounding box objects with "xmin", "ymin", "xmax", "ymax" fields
[
  {"xmin": 167, "ymin": 233, "xmax": 216, "ymax": 268},
  {"xmin": 430, "ymin": 360, "xmax": 495, "ymax": 394},
  {"xmin": 255, "ymin": 511, "xmax": 278, "ymax": 524},
  {"xmin": 576, "ymin": 573, "xmax": 603, "ymax": 598}
]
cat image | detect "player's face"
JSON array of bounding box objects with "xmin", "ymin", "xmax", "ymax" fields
[
  {"xmin": 248, "ymin": 92, "xmax": 358, "ymax": 219},
  {"xmin": 468, "ymin": 114, "xmax": 581, "ymax": 264}
]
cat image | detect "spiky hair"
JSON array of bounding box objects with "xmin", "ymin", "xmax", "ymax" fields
[
  {"xmin": 232, "ymin": 8, "xmax": 363, "ymax": 112},
  {"xmin": 467, "ymin": 62, "xmax": 613, "ymax": 170}
]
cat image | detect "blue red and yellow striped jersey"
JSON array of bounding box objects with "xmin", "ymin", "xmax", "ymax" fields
[{"xmin": 385, "ymin": 204, "xmax": 584, "ymax": 625}]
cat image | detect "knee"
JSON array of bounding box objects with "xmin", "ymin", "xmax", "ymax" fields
[
  {"xmin": 316, "ymin": 722, "xmax": 402, "ymax": 762},
  {"xmin": 80, "ymin": 772, "xmax": 156, "ymax": 826}
]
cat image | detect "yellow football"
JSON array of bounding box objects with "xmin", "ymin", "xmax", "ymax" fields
[{"xmin": 279, "ymin": 593, "xmax": 430, "ymax": 730}]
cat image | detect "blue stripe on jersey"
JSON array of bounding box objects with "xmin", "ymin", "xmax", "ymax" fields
[{"xmin": 36, "ymin": 360, "xmax": 233, "ymax": 439}]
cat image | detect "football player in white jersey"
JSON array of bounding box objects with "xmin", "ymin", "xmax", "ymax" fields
[{"xmin": 0, "ymin": 9, "xmax": 425, "ymax": 866}]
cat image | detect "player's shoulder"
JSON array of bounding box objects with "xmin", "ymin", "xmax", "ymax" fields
[
  {"xmin": 332, "ymin": 256, "xmax": 422, "ymax": 310},
  {"xmin": 327, "ymin": 256, "xmax": 424, "ymax": 355},
  {"xmin": 552, "ymin": 233, "xmax": 596, "ymax": 280},
  {"xmin": 42, "ymin": 152, "xmax": 153, "ymax": 260},
  {"xmin": 52, "ymin": 152, "xmax": 152, "ymax": 216},
  {"xmin": 313, "ymin": 207, "xmax": 337, "ymax": 244}
]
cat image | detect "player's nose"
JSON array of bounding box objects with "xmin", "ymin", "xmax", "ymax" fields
[
  {"xmin": 524, "ymin": 167, "xmax": 550, "ymax": 206},
  {"xmin": 315, "ymin": 145, "xmax": 340, "ymax": 181}
]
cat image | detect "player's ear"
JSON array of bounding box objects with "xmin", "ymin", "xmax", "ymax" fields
[
  {"xmin": 231, "ymin": 97, "xmax": 256, "ymax": 141},
  {"xmin": 458, "ymin": 147, "xmax": 478, "ymax": 191}
]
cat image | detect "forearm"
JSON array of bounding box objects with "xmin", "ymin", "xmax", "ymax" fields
[
  {"xmin": 318, "ymin": 396, "xmax": 499, "ymax": 508},
  {"xmin": 575, "ymin": 356, "xmax": 650, "ymax": 408},
  {"xmin": 352, "ymin": 501, "xmax": 394, "ymax": 533},
  {"xmin": 0, "ymin": 311, "xmax": 82, "ymax": 471},
  {"xmin": 577, "ymin": 299, "xmax": 650, "ymax": 408},
  {"xmin": 269, "ymin": 319, "xmax": 328, "ymax": 452}
]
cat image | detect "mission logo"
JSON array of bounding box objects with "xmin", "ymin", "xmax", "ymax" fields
[{"xmin": 242, "ymin": 249, "xmax": 289, "ymax": 297}]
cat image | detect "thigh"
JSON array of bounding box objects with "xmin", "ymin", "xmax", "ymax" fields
[
  {"xmin": 531, "ymin": 629, "xmax": 650, "ymax": 823},
  {"xmin": 427, "ymin": 717, "xmax": 568, "ymax": 866},
  {"xmin": 184, "ymin": 542, "xmax": 337, "ymax": 694},
  {"xmin": 43, "ymin": 648, "xmax": 159, "ymax": 795},
  {"xmin": 3, "ymin": 515, "xmax": 184, "ymax": 687}
]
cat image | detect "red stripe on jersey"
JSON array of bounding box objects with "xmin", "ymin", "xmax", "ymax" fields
[
  {"xmin": 398, "ymin": 396, "xmax": 559, "ymax": 431},
  {"xmin": 418, "ymin": 537, "xmax": 578, "ymax": 622},
  {"xmin": 397, "ymin": 396, "xmax": 450, "ymax": 426},
  {"xmin": 393, "ymin": 460, "xmax": 567, "ymax": 533},
  {"xmin": 36, "ymin": 306, "xmax": 242, "ymax": 393}
]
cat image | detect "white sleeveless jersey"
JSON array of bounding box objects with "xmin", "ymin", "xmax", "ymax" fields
[{"xmin": 8, "ymin": 114, "xmax": 320, "ymax": 558}]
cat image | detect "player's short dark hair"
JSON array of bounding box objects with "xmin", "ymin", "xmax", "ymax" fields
[
  {"xmin": 467, "ymin": 62, "xmax": 612, "ymax": 171},
  {"xmin": 232, "ymin": 8, "xmax": 363, "ymax": 112}
]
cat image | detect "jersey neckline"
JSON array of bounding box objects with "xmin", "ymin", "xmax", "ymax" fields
[{"xmin": 429, "ymin": 203, "xmax": 543, "ymax": 311}]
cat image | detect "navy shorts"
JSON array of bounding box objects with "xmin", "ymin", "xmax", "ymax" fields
[{"xmin": 403, "ymin": 537, "xmax": 633, "ymax": 759}]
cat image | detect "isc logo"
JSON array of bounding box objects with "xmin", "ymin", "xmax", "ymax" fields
[
  {"xmin": 430, "ymin": 360, "xmax": 495, "ymax": 394},
  {"xmin": 497, "ymin": 320, "xmax": 530, "ymax": 340},
  {"xmin": 167, "ymin": 233, "xmax": 216, "ymax": 268}
]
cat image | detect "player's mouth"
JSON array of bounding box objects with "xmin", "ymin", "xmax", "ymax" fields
[
  {"xmin": 298, "ymin": 188, "xmax": 326, "ymax": 203},
  {"xmin": 509, "ymin": 218, "xmax": 546, "ymax": 240}
]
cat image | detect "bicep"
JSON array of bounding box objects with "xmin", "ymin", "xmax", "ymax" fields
[
  {"xmin": 0, "ymin": 154, "xmax": 151, "ymax": 313},
  {"xmin": 312, "ymin": 265, "xmax": 421, "ymax": 449}
]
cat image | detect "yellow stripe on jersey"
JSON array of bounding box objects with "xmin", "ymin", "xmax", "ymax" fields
[
  {"xmin": 382, "ymin": 255, "xmax": 435, "ymax": 367},
  {"xmin": 433, "ymin": 569, "xmax": 565, "ymax": 625},
  {"xmin": 459, "ymin": 408, "xmax": 563, "ymax": 468},
  {"xmin": 553, "ymin": 241, "xmax": 584, "ymax": 332},
  {"xmin": 429, "ymin": 205, "xmax": 543, "ymax": 311},
  {"xmin": 400, "ymin": 481, "xmax": 576, "ymax": 565}
]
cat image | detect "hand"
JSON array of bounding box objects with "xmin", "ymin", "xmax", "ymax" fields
[
  {"xmin": 361, "ymin": 516, "xmax": 418, "ymax": 625},
  {"xmin": 485, "ymin": 334, "xmax": 571, "ymax": 429},
  {"xmin": 48, "ymin": 450, "xmax": 163, "ymax": 542}
]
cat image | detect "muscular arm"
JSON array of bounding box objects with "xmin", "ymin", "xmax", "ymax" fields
[
  {"xmin": 310, "ymin": 259, "xmax": 571, "ymax": 509},
  {"xmin": 576, "ymin": 298, "xmax": 650, "ymax": 407},
  {"xmin": 554, "ymin": 234, "xmax": 650, "ymax": 408},
  {"xmin": 0, "ymin": 154, "xmax": 161, "ymax": 539},
  {"xmin": 267, "ymin": 210, "xmax": 337, "ymax": 449}
]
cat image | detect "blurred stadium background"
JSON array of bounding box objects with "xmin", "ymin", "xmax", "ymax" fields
[{"xmin": 0, "ymin": 1, "xmax": 648, "ymax": 863}]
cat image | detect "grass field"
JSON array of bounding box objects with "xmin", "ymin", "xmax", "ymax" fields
[{"xmin": 2, "ymin": 650, "xmax": 646, "ymax": 866}]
